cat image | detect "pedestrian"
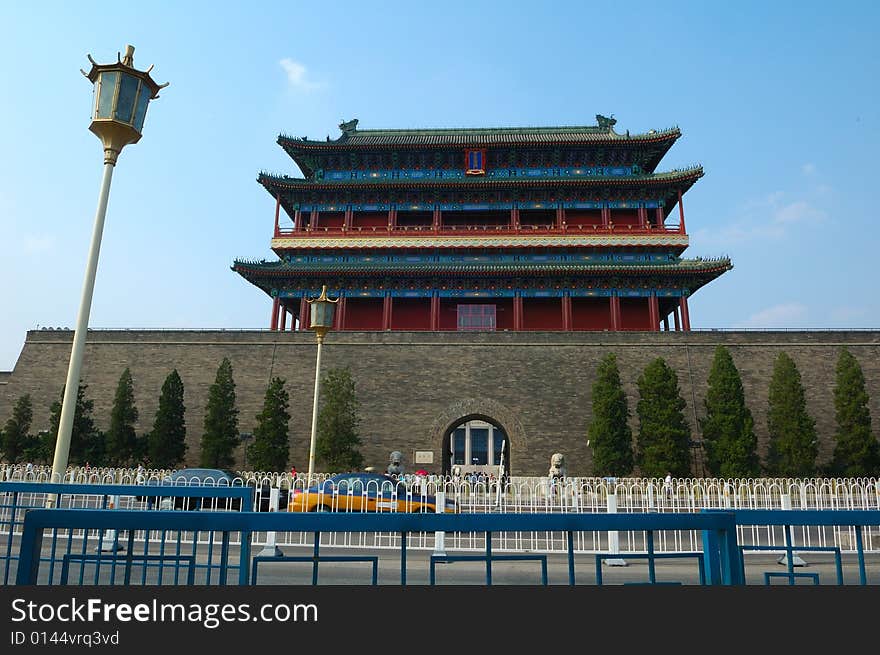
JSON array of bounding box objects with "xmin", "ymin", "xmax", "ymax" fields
[{"xmin": 664, "ymin": 472, "xmax": 673, "ymax": 500}]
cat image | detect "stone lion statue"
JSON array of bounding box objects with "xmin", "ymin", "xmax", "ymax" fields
[
  {"xmin": 549, "ymin": 453, "xmax": 566, "ymax": 479},
  {"xmin": 386, "ymin": 451, "xmax": 404, "ymax": 476}
]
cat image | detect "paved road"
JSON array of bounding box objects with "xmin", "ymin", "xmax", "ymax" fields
[
  {"xmin": 4, "ymin": 534, "xmax": 878, "ymax": 585},
  {"xmin": 247, "ymin": 545, "xmax": 880, "ymax": 585}
]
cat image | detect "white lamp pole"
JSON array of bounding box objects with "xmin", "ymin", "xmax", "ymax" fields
[
  {"xmin": 305, "ymin": 285, "xmax": 338, "ymax": 484},
  {"xmin": 50, "ymin": 46, "xmax": 167, "ymax": 486}
]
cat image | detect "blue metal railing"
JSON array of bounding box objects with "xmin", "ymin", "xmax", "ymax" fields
[
  {"xmin": 0, "ymin": 481, "xmax": 252, "ymax": 585},
  {"xmin": 4, "ymin": 481, "xmax": 878, "ymax": 586},
  {"xmin": 722, "ymin": 509, "xmax": 880, "ymax": 586},
  {"xmin": 14, "ymin": 509, "xmax": 741, "ymax": 586}
]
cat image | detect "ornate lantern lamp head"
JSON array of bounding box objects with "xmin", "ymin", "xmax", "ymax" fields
[
  {"xmin": 307, "ymin": 285, "xmax": 338, "ymax": 343},
  {"xmin": 82, "ymin": 45, "xmax": 168, "ymax": 164}
]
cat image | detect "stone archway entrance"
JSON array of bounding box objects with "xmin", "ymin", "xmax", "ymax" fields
[
  {"xmin": 442, "ymin": 417, "xmax": 510, "ymax": 477},
  {"xmin": 427, "ymin": 399, "xmax": 528, "ymax": 477}
]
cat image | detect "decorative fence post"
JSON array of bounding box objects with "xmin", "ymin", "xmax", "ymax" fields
[
  {"xmin": 99, "ymin": 494, "xmax": 123, "ymax": 552},
  {"xmin": 258, "ymin": 486, "xmax": 283, "ymax": 558},
  {"xmin": 605, "ymin": 492, "xmax": 627, "ymax": 566},
  {"xmin": 433, "ymin": 490, "xmax": 447, "ymax": 557},
  {"xmin": 777, "ymin": 492, "xmax": 806, "ymax": 566}
]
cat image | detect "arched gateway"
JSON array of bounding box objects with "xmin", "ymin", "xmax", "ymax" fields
[{"xmin": 427, "ymin": 399, "xmax": 528, "ymax": 477}]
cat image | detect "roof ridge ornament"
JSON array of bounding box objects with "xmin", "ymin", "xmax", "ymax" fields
[
  {"xmin": 339, "ymin": 118, "xmax": 359, "ymax": 136},
  {"xmin": 596, "ymin": 114, "xmax": 617, "ymax": 131}
]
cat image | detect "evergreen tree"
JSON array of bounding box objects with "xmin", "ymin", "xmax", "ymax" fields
[
  {"xmin": 105, "ymin": 368, "xmax": 139, "ymax": 466},
  {"xmin": 766, "ymin": 352, "xmax": 818, "ymax": 477},
  {"xmin": 200, "ymin": 358, "xmax": 239, "ymax": 469},
  {"xmin": 830, "ymin": 348, "xmax": 880, "ymax": 476},
  {"xmin": 587, "ymin": 353, "xmax": 633, "ymax": 476},
  {"xmin": 316, "ymin": 367, "xmax": 363, "ymax": 472},
  {"xmin": 46, "ymin": 384, "xmax": 104, "ymax": 466},
  {"xmin": 701, "ymin": 346, "xmax": 760, "ymax": 478},
  {"xmin": 247, "ymin": 377, "xmax": 290, "ymax": 472},
  {"xmin": 635, "ymin": 358, "xmax": 691, "ymax": 477},
  {"xmin": 23, "ymin": 431, "xmax": 55, "ymax": 465},
  {"xmin": 1, "ymin": 394, "xmax": 33, "ymax": 463},
  {"xmin": 147, "ymin": 369, "xmax": 187, "ymax": 469}
]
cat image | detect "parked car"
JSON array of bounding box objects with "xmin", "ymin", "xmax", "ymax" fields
[
  {"xmin": 287, "ymin": 472, "xmax": 457, "ymax": 513},
  {"xmin": 158, "ymin": 468, "xmax": 289, "ymax": 511}
]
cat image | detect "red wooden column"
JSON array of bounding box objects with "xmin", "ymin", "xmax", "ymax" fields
[
  {"xmin": 433, "ymin": 207, "xmax": 442, "ymax": 232},
  {"xmin": 512, "ymin": 207, "xmax": 521, "ymax": 231},
  {"xmin": 556, "ymin": 206, "xmax": 565, "ymax": 231},
  {"xmin": 610, "ymin": 295, "xmax": 620, "ymax": 331},
  {"xmin": 299, "ymin": 297, "xmax": 310, "ymax": 332},
  {"xmin": 343, "ymin": 207, "xmax": 352, "ymax": 231},
  {"xmin": 648, "ymin": 293, "xmax": 660, "ymax": 331},
  {"xmin": 388, "ymin": 208, "xmax": 397, "ymax": 231},
  {"xmin": 679, "ymin": 296, "xmax": 691, "ymax": 331},
  {"xmin": 673, "ymin": 305, "xmax": 681, "ymax": 331},
  {"xmin": 382, "ymin": 294, "xmax": 393, "ymax": 330},
  {"xmin": 430, "ymin": 293, "xmax": 440, "ymax": 330},
  {"xmin": 513, "ymin": 293, "xmax": 523, "ymax": 330},
  {"xmin": 279, "ymin": 306, "xmax": 286, "ymax": 332},
  {"xmin": 270, "ymin": 297, "xmax": 280, "ymax": 331},
  {"xmin": 293, "ymin": 210, "xmax": 302, "ymax": 231},
  {"xmin": 336, "ymin": 296, "xmax": 346, "ymax": 330},
  {"xmin": 273, "ymin": 194, "xmax": 281, "ymax": 237},
  {"xmin": 638, "ymin": 206, "xmax": 647, "ymax": 229},
  {"xmin": 655, "ymin": 207, "xmax": 664, "ymax": 230},
  {"xmin": 602, "ymin": 206, "xmax": 610, "ymax": 228},
  {"xmin": 309, "ymin": 209, "xmax": 318, "ymax": 229},
  {"xmin": 677, "ymin": 189, "xmax": 686, "ymax": 234},
  {"xmin": 562, "ymin": 295, "xmax": 572, "ymax": 331}
]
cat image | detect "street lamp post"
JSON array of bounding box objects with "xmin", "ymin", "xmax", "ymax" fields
[
  {"xmin": 49, "ymin": 46, "xmax": 167, "ymax": 485},
  {"xmin": 305, "ymin": 285, "xmax": 338, "ymax": 484}
]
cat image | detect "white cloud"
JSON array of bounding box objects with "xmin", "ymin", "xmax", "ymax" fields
[
  {"xmin": 279, "ymin": 58, "xmax": 323, "ymax": 91},
  {"xmin": 690, "ymin": 222, "xmax": 783, "ymax": 248},
  {"xmin": 696, "ymin": 192, "xmax": 827, "ymax": 248},
  {"xmin": 801, "ymin": 163, "xmax": 816, "ymax": 176},
  {"xmin": 736, "ymin": 303, "xmax": 808, "ymax": 328},
  {"xmin": 772, "ymin": 200, "xmax": 825, "ymax": 225}
]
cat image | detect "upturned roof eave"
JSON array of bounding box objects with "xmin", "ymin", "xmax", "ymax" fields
[
  {"xmin": 277, "ymin": 128, "xmax": 681, "ymax": 150},
  {"xmin": 231, "ymin": 260, "xmax": 732, "ymax": 277},
  {"xmin": 257, "ymin": 167, "xmax": 704, "ymax": 192}
]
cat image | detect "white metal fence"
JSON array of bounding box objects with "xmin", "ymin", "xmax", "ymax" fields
[{"xmin": 3, "ymin": 464, "xmax": 878, "ymax": 555}]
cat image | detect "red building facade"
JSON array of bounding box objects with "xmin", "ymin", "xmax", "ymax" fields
[{"xmin": 233, "ymin": 116, "xmax": 730, "ymax": 332}]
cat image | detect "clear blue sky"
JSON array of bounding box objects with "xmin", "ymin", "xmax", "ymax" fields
[{"xmin": 1, "ymin": 1, "xmax": 878, "ymax": 370}]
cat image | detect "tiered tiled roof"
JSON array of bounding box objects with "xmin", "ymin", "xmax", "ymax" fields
[
  {"xmin": 233, "ymin": 256, "xmax": 731, "ymax": 277},
  {"xmin": 258, "ymin": 166, "xmax": 702, "ymax": 191},
  {"xmin": 280, "ymin": 123, "xmax": 680, "ymax": 148},
  {"xmin": 277, "ymin": 117, "xmax": 681, "ymax": 177}
]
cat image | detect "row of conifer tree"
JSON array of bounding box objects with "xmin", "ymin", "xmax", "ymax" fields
[
  {"xmin": 2, "ymin": 346, "xmax": 878, "ymax": 477},
  {"xmin": 588, "ymin": 346, "xmax": 880, "ymax": 478},
  {"xmin": 0, "ymin": 358, "xmax": 364, "ymax": 473}
]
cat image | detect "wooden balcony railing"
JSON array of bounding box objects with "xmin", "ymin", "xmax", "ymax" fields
[{"xmin": 274, "ymin": 223, "xmax": 684, "ymax": 238}]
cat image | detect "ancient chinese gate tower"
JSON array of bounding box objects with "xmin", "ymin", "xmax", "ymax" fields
[{"xmin": 233, "ymin": 116, "xmax": 731, "ymax": 332}]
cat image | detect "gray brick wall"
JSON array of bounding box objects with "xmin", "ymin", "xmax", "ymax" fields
[{"xmin": 2, "ymin": 329, "xmax": 878, "ymax": 476}]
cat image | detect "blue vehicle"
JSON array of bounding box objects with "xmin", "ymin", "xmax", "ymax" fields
[{"xmin": 157, "ymin": 468, "xmax": 287, "ymax": 511}]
